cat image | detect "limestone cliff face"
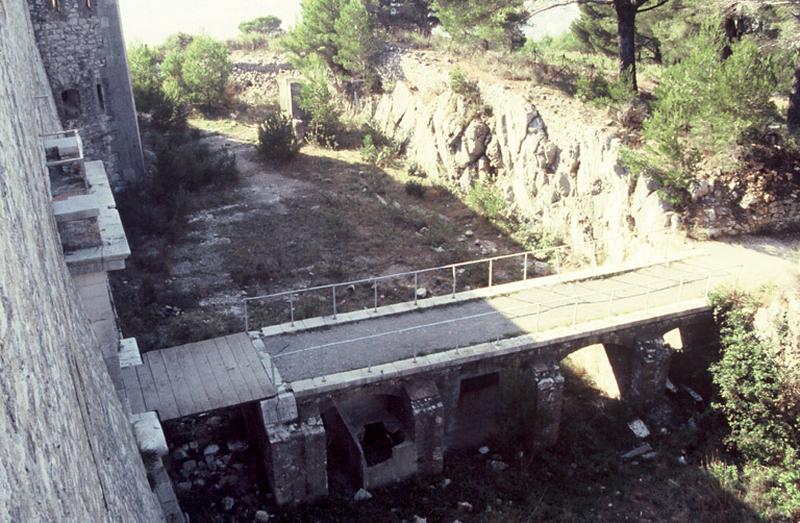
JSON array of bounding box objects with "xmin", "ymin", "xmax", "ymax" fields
[
  {"xmin": 363, "ymin": 54, "xmax": 677, "ymax": 261},
  {"xmin": 0, "ymin": 0, "xmax": 163, "ymax": 520}
]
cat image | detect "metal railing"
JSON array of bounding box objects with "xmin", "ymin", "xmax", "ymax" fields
[
  {"xmin": 265, "ymin": 262, "xmax": 743, "ymax": 372},
  {"xmin": 242, "ymin": 229, "xmax": 681, "ymax": 331}
]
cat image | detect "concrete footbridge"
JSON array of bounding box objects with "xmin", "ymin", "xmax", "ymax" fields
[{"xmin": 122, "ymin": 244, "xmax": 742, "ymax": 504}]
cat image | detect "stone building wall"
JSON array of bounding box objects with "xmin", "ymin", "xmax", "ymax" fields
[
  {"xmin": 27, "ymin": 0, "xmax": 144, "ymax": 187},
  {"xmin": 0, "ymin": 0, "xmax": 163, "ymax": 520}
]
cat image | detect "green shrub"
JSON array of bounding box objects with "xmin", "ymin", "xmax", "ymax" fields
[
  {"xmin": 575, "ymin": 71, "xmax": 635, "ymax": 109},
  {"xmin": 298, "ymin": 57, "xmax": 341, "ymax": 148},
  {"xmin": 152, "ymin": 133, "xmax": 238, "ymax": 195},
  {"xmin": 710, "ymin": 289, "xmax": 799, "ymax": 466},
  {"xmin": 624, "ymin": 20, "xmax": 781, "ymax": 200},
  {"xmin": 450, "ymin": 67, "xmax": 480, "ymax": 101},
  {"xmin": 404, "ymin": 180, "xmax": 427, "ymax": 198},
  {"xmin": 128, "ymin": 44, "xmax": 164, "ymax": 112},
  {"xmin": 181, "ymin": 36, "xmax": 233, "ymax": 107},
  {"xmin": 257, "ymin": 113, "xmax": 298, "ymax": 164},
  {"xmin": 708, "ymin": 288, "xmax": 800, "ymax": 519},
  {"xmin": 467, "ymin": 181, "xmax": 507, "ymax": 219},
  {"xmin": 359, "ymin": 124, "xmax": 398, "ymax": 166}
]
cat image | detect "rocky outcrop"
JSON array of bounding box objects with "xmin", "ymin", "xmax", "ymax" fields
[
  {"xmin": 688, "ymin": 170, "xmax": 800, "ymax": 239},
  {"xmin": 362, "ymin": 54, "xmax": 678, "ymax": 261}
]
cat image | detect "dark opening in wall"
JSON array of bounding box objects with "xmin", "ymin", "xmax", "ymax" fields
[
  {"xmin": 61, "ymin": 89, "xmax": 81, "ymax": 119},
  {"xmin": 96, "ymin": 83, "xmax": 105, "ymax": 111},
  {"xmin": 459, "ymin": 372, "xmax": 499, "ymax": 397},
  {"xmin": 361, "ymin": 422, "xmax": 404, "ymax": 466}
]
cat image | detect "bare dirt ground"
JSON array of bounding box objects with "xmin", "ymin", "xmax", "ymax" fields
[{"xmin": 111, "ymin": 126, "xmax": 525, "ymax": 351}]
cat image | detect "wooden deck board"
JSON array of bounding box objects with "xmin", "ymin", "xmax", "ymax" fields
[
  {"xmin": 229, "ymin": 334, "xmax": 276, "ymax": 398},
  {"xmin": 175, "ymin": 344, "xmax": 213, "ymax": 414},
  {"xmin": 214, "ymin": 337, "xmax": 253, "ymax": 400},
  {"xmin": 206, "ymin": 339, "xmax": 246, "ymax": 406},
  {"xmin": 121, "ymin": 367, "xmax": 146, "ymax": 414},
  {"xmin": 136, "ymin": 361, "xmax": 161, "ymax": 414},
  {"xmin": 190, "ymin": 340, "xmax": 228, "ymax": 411},
  {"xmin": 146, "ymin": 351, "xmax": 180, "ymax": 420},
  {"xmin": 160, "ymin": 346, "xmax": 196, "ymax": 417},
  {"xmin": 219, "ymin": 335, "xmax": 263, "ymax": 401},
  {"xmin": 122, "ymin": 334, "xmax": 277, "ymax": 421}
]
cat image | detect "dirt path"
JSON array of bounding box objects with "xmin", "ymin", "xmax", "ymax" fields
[{"xmin": 112, "ymin": 129, "xmax": 525, "ymax": 351}]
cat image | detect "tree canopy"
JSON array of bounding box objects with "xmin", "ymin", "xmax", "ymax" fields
[
  {"xmin": 283, "ymin": 0, "xmax": 382, "ymax": 85},
  {"xmin": 239, "ymin": 15, "xmax": 283, "ymax": 36},
  {"xmin": 432, "ymin": 0, "xmax": 528, "ymax": 50}
]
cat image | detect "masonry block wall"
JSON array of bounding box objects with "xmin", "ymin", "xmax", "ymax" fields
[
  {"xmin": 27, "ymin": 0, "xmax": 144, "ymax": 187},
  {"xmin": 0, "ymin": 0, "xmax": 163, "ymax": 519}
]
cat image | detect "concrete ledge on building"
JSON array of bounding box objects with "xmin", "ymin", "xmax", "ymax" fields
[
  {"xmin": 119, "ymin": 338, "xmax": 143, "ymax": 368},
  {"xmin": 130, "ymin": 411, "xmax": 187, "ymax": 522},
  {"xmin": 52, "ymin": 193, "xmax": 99, "ymax": 222},
  {"xmin": 130, "ymin": 411, "xmax": 169, "ymax": 458},
  {"xmin": 64, "ymin": 160, "xmax": 130, "ymax": 274},
  {"xmin": 43, "ymin": 132, "xmax": 83, "ymax": 160}
]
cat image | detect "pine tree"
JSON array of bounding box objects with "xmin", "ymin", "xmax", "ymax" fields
[{"xmin": 432, "ymin": 0, "xmax": 528, "ymax": 50}]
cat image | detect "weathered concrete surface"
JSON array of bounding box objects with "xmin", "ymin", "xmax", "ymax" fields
[
  {"xmin": 261, "ymin": 258, "xmax": 721, "ymax": 382},
  {"xmin": 0, "ymin": 0, "xmax": 163, "ymax": 519}
]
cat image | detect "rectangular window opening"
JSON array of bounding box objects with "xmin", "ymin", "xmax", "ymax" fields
[{"xmin": 61, "ymin": 89, "xmax": 81, "ymax": 120}]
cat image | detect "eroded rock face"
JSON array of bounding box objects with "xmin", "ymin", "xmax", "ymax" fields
[{"xmin": 362, "ymin": 54, "xmax": 676, "ymax": 262}]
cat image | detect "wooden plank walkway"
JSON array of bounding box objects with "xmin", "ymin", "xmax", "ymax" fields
[{"xmin": 123, "ymin": 333, "xmax": 276, "ymax": 420}]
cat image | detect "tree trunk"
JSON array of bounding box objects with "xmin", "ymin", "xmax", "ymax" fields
[
  {"xmin": 789, "ymin": 50, "xmax": 800, "ymax": 132},
  {"xmin": 614, "ymin": 1, "xmax": 638, "ymax": 92}
]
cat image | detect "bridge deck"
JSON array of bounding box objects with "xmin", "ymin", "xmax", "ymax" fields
[
  {"xmin": 122, "ymin": 333, "xmax": 276, "ymax": 420},
  {"xmin": 260, "ymin": 259, "xmax": 727, "ymax": 382},
  {"xmin": 122, "ymin": 257, "xmax": 733, "ymax": 421}
]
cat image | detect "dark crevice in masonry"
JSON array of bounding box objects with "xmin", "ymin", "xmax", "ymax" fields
[{"xmin": 67, "ymin": 350, "xmax": 110, "ymax": 513}]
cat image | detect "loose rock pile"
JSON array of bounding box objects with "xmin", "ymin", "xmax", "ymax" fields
[{"xmin": 165, "ymin": 411, "xmax": 271, "ymax": 521}]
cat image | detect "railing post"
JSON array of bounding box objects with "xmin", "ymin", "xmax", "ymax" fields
[
  {"xmin": 452, "ymin": 266, "xmax": 457, "ymax": 299},
  {"xmin": 536, "ymin": 302, "xmax": 542, "ymax": 331},
  {"xmin": 373, "ymin": 280, "xmax": 378, "ymax": 312},
  {"xmin": 572, "ymin": 298, "xmax": 579, "ymax": 326},
  {"xmin": 244, "ymin": 299, "xmax": 249, "ymax": 332},
  {"xmin": 289, "ymin": 294, "xmax": 295, "ymax": 326},
  {"xmin": 332, "ymin": 286, "xmax": 337, "ymax": 319},
  {"xmin": 414, "ymin": 272, "xmax": 419, "ymax": 305},
  {"xmin": 488, "ymin": 259, "xmax": 494, "ymax": 287},
  {"xmin": 523, "ymin": 252, "xmax": 529, "ymax": 281}
]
